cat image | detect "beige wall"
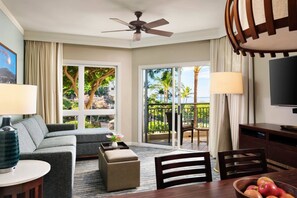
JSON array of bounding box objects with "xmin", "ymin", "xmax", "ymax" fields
[
  {"xmin": 63, "ymin": 41, "xmax": 210, "ymax": 142},
  {"xmin": 131, "ymin": 41, "xmax": 210, "ymax": 142},
  {"xmin": 63, "ymin": 44, "xmax": 133, "ymax": 141},
  {"xmin": 254, "ymin": 53, "xmax": 297, "ymax": 125},
  {"xmin": 63, "ymin": 41, "xmax": 297, "ymax": 142}
]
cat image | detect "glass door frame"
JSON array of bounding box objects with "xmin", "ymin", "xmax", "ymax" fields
[{"xmin": 138, "ymin": 61, "xmax": 210, "ymax": 148}]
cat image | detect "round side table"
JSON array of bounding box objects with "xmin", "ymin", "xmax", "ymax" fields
[{"xmin": 0, "ymin": 160, "xmax": 50, "ymax": 198}]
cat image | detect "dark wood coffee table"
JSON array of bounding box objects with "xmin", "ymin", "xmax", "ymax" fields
[{"xmin": 100, "ymin": 142, "xmax": 129, "ymax": 151}]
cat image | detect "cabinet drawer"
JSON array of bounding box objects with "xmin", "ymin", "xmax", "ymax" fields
[
  {"xmin": 268, "ymin": 141, "xmax": 297, "ymax": 168},
  {"xmin": 239, "ymin": 134, "xmax": 266, "ymax": 150}
]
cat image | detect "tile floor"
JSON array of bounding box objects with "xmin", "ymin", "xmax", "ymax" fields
[{"xmin": 149, "ymin": 131, "xmax": 209, "ymax": 151}]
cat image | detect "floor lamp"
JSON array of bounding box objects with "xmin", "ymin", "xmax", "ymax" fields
[
  {"xmin": 210, "ymin": 72, "xmax": 243, "ymax": 172},
  {"xmin": 0, "ymin": 84, "xmax": 37, "ymax": 173}
]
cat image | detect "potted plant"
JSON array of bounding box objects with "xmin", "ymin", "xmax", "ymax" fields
[{"xmin": 106, "ymin": 133, "xmax": 124, "ymax": 148}]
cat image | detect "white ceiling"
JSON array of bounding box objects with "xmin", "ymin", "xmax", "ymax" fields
[{"xmin": 2, "ymin": 0, "xmax": 226, "ymax": 42}]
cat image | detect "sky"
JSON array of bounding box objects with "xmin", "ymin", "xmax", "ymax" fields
[{"xmin": 180, "ymin": 66, "xmax": 210, "ymax": 103}]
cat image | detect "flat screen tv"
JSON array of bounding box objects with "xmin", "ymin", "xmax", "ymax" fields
[{"xmin": 269, "ymin": 56, "xmax": 297, "ymax": 106}]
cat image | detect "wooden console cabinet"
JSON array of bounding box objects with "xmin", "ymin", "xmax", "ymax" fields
[{"xmin": 239, "ymin": 123, "xmax": 297, "ymax": 170}]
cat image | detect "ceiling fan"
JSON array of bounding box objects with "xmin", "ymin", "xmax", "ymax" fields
[{"xmin": 102, "ymin": 11, "xmax": 173, "ymax": 41}]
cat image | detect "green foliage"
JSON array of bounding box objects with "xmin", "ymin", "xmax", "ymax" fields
[
  {"xmin": 63, "ymin": 97, "xmax": 72, "ymax": 110},
  {"xmin": 63, "ymin": 65, "xmax": 115, "ymax": 109},
  {"xmin": 146, "ymin": 103, "xmax": 210, "ymax": 133},
  {"xmin": 149, "ymin": 70, "xmax": 173, "ymax": 102},
  {"xmin": 84, "ymin": 67, "xmax": 115, "ymax": 94},
  {"xmin": 63, "ymin": 66, "xmax": 78, "ymax": 97},
  {"xmin": 148, "ymin": 121, "xmax": 168, "ymax": 133},
  {"xmin": 181, "ymin": 86, "xmax": 192, "ymax": 102},
  {"xmin": 63, "ymin": 97, "xmax": 78, "ymax": 110},
  {"xmin": 64, "ymin": 120, "xmax": 98, "ymax": 128}
]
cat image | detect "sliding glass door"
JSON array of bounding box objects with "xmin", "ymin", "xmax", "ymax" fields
[
  {"xmin": 140, "ymin": 65, "xmax": 210, "ymax": 149},
  {"xmin": 141, "ymin": 67, "xmax": 181, "ymax": 147}
]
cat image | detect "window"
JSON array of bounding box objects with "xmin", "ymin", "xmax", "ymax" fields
[{"xmin": 62, "ymin": 64, "xmax": 116, "ymax": 130}]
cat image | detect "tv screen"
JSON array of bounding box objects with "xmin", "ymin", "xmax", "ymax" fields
[{"xmin": 269, "ymin": 56, "xmax": 297, "ymax": 106}]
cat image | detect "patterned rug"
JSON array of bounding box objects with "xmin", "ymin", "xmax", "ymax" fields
[{"xmin": 73, "ymin": 146, "xmax": 220, "ymax": 198}]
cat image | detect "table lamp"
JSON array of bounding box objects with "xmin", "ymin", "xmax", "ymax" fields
[
  {"xmin": 0, "ymin": 84, "xmax": 37, "ymax": 173},
  {"xmin": 210, "ymin": 72, "xmax": 243, "ymax": 171}
]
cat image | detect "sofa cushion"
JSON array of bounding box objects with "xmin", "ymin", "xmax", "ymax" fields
[
  {"xmin": 105, "ymin": 149, "xmax": 138, "ymax": 163},
  {"xmin": 34, "ymin": 145, "xmax": 76, "ymax": 157},
  {"xmin": 37, "ymin": 136, "xmax": 77, "ymax": 149},
  {"xmin": 46, "ymin": 128, "xmax": 112, "ymax": 143},
  {"xmin": 32, "ymin": 115, "xmax": 49, "ymax": 135},
  {"xmin": 34, "ymin": 145, "xmax": 76, "ymax": 186},
  {"xmin": 13, "ymin": 122, "xmax": 36, "ymax": 153},
  {"xmin": 21, "ymin": 118, "xmax": 45, "ymax": 147}
]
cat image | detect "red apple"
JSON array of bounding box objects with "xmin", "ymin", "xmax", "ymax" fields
[
  {"xmin": 257, "ymin": 176, "xmax": 274, "ymax": 186},
  {"xmin": 280, "ymin": 193, "xmax": 295, "ymax": 198},
  {"xmin": 244, "ymin": 189, "xmax": 263, "ymax": 198},
  {"xmin": 258, "ymin": 182, "xmax": 279, "ymax": 197},
  {"xmin": 278, "ymin": 187, "xmax": 287, "ymax": 196},
  {"xmin": 246, "ymin": 185, "xmax": 258, "ymax": 191}
]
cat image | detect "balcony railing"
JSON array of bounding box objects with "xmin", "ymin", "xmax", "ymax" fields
[{"xmin": 144, "ymin": 103, "xmax": 209, "ymax": 135}]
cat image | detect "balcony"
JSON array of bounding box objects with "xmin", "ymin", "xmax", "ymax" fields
[{"xmin": 143, "ymin": 103, "xmax": 209, "ymax": 144}]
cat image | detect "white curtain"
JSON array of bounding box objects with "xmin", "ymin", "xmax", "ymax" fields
[
  {"xmin": 25, "ymin": 41, "xmax": 63, "ymax": 124},
  {"xmin": 209, "ymin": 37, "xmax": 254, "ymax": 157}
]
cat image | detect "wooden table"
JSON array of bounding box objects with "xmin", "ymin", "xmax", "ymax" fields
[
  {"xmin": 0, "ymin": 160, "xmax": 51, "ymax": 198},
  {"xmin": 111, "ymin": 169, "xmax": 297, "ymax": 198}
]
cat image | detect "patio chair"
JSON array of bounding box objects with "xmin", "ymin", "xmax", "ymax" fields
[
  {"xmin": 165, "ymin": 112, "xmax": 194, "ymax": 145},
  {"xmin": 218, "ymin": 148, "xmax": 268, "ymax": 180},
  {"xmin": 155, "ymin": 152, "xmax": 212, "ymax": 189}
]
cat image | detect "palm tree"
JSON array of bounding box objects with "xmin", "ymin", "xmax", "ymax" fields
[
  {"xmin": 193, "ymin": 66, "xmax": 202, "ymax": 127},
  {"xmin": 149, "ymin": 70, "xmax": 172, "ymax": 103},
  {"xmin": 181, "ymin": 85, "xmax": 191, "ymax": 103}
]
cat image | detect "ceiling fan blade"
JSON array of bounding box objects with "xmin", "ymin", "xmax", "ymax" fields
[
  {"xmin": 101, "ymin": 29, "xmax": 133, "ymax": 33},
  {"xmin": 145, "ymin": 29, "xmax": 173, "ymax": 37},
  {"xmin": 143, "ymin": 18, "xmax": 169, "ymax": 29},
  {"xmin": 110, "ymin": 18, "xmax": 135, "ymax": 29}
]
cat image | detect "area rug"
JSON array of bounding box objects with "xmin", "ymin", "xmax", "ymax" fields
[{"xmin": 73, "ymin": 146, "xmax": 220, "ymax": 198}]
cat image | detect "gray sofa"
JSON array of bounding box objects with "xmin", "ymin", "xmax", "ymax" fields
[{"xmin": 13, "ymin": 115, "xmax": 112, "ymax": 198}]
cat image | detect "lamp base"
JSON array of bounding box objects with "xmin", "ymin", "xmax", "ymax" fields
[
  {"xmin": 0, "ymin": 122, "xmax": 20, "ymax": 173},
  {"xmin": 0, "ymin": 167, "xmax": 15, "ymax": 174}
]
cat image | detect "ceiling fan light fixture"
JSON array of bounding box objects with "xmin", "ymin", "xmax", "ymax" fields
[
  {"xmin": 225, "ymin": 0, "xmax": 297, "ymax": 57},
  {"xmin": 103, "ymin": 11, "xmax": 173, "ymax": 41},
  {"xmin": 133, "ymin": 32, "xmax": 141, "ymax": 41}
]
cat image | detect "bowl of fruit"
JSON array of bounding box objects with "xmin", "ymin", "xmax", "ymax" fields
[{"xmin": 233, "ymin": 176, "xmax": 297, "ymax": 198}]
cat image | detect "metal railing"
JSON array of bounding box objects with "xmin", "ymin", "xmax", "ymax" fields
[{"xmin": 145, "ymin": 103, "xmax": 209, "ymax": 134}]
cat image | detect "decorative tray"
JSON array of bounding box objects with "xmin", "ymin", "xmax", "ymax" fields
[{"xmin": 100, "ymin": 142, "xmax": 129, "ymax": 151}]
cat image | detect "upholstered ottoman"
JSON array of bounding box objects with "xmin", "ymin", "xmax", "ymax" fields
[{"xmin": 98, "ymin": 148, "xmax": 140, "ymax": 191}]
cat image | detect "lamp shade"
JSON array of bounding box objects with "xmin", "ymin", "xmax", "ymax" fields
[
  {"xmin": 0, "ymin": 84, "xmax": 37, "ymax": 115},
  {"xmin": 210, "ymin": 72, "xmax": 243, "ymax": 94},
  {"xmin": 0, "ymin": 84, "xmax": 37, "ymax": 173},
  {"xmin": 225, "ymin": 0, "xmax": 297, "ymax": 57}
]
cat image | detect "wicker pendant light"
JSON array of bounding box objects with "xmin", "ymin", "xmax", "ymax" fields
[{"xmin": 225, "ymin": 0, "xmax": 297, "ymax": 57}]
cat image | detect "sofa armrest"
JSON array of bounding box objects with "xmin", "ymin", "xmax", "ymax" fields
[
  {"xmin": 46, "ymin": 124, "xmax": 76, "ymax": 132},
  {"xmin": 20, "ymin": 151, "xmax": 74, "ymax": 198}
]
